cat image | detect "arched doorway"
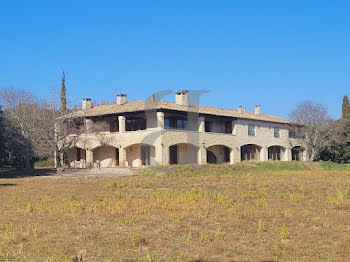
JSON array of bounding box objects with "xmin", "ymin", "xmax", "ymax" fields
[
  {"xmin": 268, "ymin": 146, "xmax": 285, "ymax": 161},
  {"xmin": 169, "ymin": 143, "xmax": 199, "ymax": 165},
  {"xmin": 93, "ymin": 146, "xmax": 119, "ymax": 168},
  {"xmin": 241, "ymin": 144, "xmax": 261, "ymax": 161},
  {"xmin": 65, "ymin": 147, "xmax": 86, "ymax": 168},
  {"xmin": 125, "ymin": 144, "xmax": 155, "ymax": 167},
  {"xmin": 206, "ymin": 145, "xmax": 231, "ymax": 164},
  {"xmin": 292, "ymin": 146, "xmax": 304, "ymax": 161}
]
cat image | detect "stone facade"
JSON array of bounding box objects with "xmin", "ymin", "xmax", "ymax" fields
[{"xmin": 57, "ymin": 92, "xmax": 306, "ymax": 168}]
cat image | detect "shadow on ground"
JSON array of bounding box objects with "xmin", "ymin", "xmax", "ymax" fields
[{"xmin": 0, "ymin": 168, "xmax": 56, "ymax": 179}]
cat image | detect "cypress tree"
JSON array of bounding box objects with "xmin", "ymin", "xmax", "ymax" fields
[
  {"xmin": 60, "ymin": 71, "xmax": 67, "ymax": 112},
  {"xmin": 0, "ymin": 106, "xmax": 5, "ymax": 167},
  {"xmin": 342, "ymin": 95, "xmax": 350, "ymax": 119}
]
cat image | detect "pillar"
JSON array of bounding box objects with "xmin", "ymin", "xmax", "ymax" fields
[
  {"xmin": 119, "ymin": 147, "xmax": 126, "ymax": 167},
  {"xmin": 86, "ymin": 150, "xmax": 93, "ymax": 168},
  {"xmin": 156, "ymin": 112, "xmax": 164, "ymax": 130},
  {"xmin": 198, "ymin": 116, "xmax": 205, "ymax": 132},
  {"xmin": 260, "ymin": 147, "xmax": 268, "ymax": 161},
  {"xmin": 163, "ymin": 145, "xmax": 170, "ymax": 165},
  {"xmin": 154, "ymin": 142, "xmax": 163, "ymax": 165},
  {"xmin": 285, "ymin": 148, "xmax": 292, "ymax": 161},
  {"xmin": 85, "ymin": 118, "xmax": 93, "ymax": 132},
  {"xmin": 118, "ymin": 116, "xmax": 125, "ymax": 133},
  {"xmin": 232, "ymin": 121, "xmax": 236, "ymax": 135},
  {"xmin": 199, "ymin": 144, "xmax": 207, "ymax": 164},
  {"xmin": 230, "ymin": 148, "xmax": 235, "ymax": 164}
]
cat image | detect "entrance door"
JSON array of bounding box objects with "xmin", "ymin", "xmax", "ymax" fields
[
  {"xmin": 169, "ymin": 145, "xmax": 178, "ymax": 164},
  {"xmin": 141, "ymin": 145, "xmax": 150, "ymax": 165}
]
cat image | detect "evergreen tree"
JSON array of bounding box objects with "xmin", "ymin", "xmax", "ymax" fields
[
  {"xmin": 342, "ymin": 95, "xmax": 350, "ymax": 119},
  {"xmin": 60, "ymin": 71, "xmax": 67, "ymax": 112}
]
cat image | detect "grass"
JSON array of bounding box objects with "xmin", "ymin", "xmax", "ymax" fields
[
  {"xmin": 34, "ymin": 159, "xmax": 55, "ymax": 169},
  {"xmin": 0, "ymin": 162, "xmax": 350, "ymax": 261}
]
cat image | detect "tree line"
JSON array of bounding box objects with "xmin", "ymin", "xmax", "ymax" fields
[
  {"xmin": 0, "ymin": 72, "xmax": 68, "ymax": 170},
  {"xmin": 1, "ymin": 74, "xmax": 350, "ymax": 169}
]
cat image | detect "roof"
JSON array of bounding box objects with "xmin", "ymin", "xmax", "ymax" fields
[{"xmin": 59, "ymin": 100, "xmax": 292, "ymax": 124}]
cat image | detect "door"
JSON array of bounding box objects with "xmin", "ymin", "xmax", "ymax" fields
[{"xmin": 169, "ymin": 145, "xmax": 178, "ymax": 164}]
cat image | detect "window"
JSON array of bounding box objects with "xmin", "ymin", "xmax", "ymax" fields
[
  {"xmin": 126, "ymin": 117, "xmax": 146, "ymax": 131},
  {"xmin": 248, "ymin": 125, "xmax": 255, "ymax": 136},
  {"xmin": 164, "ymin": 117, "xmax": 188, "ymax": 129},
  {"xmin": 225, "ymin": 121, "xmax": 232, "ymax": 133},
  {"xmin": 289, "ymin": 130, "xmax": 295, "ymax": 138},
  {"xmin": 205, "ymin": 121, "xmax": 212, "ymax": 132},
  {"xmin": 274, "ymin": 127, "xmax": 280, "ymax": 138},
  {"xmin": 110, "ymin": 120, "xmax": 119, "ymax": 132}
]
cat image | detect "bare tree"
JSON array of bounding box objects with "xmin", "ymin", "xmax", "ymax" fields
[
  {"xmin": 0, "ymin": 87, "xmax": 63, "ymax": 169},
  {"xmin": 289, "ymin": 100, "xmax": 330, "ymax": 161}
]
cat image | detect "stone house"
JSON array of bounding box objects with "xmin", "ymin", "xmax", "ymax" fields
[{"xmin": 56, "ymin": 90, "xmax": 306, "ymax": 168}]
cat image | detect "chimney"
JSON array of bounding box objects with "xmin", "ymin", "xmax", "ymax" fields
[
  {"xmin": 238, "ymin": 106, "xmax": 243, "ymax": 113},
  {"xmin": 175, "ymin": 90, "xmax": 189, "ymax": 106},
  {"xmin": 255, "ymin": 105, "xmax": 261, "ymax": 115},
  {"xmin": 82, "ymin": 98, "xmax": 92, "ymax": 110},
  {"xmin": 117, "ymin": 94, "xmax": 127, "ymax": 105}
]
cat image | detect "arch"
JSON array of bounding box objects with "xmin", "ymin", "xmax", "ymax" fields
[
  {"xmin": 241, "ymin": 144, "xmax": 261, "ymax": 161},
  {"xmin": 124, "ymin": 143, "xmax": 156, "ymax": 167},
  {"xmin": 169, "ymin": 143, "xmax": 199, "ymax": 165},
  {"xmin": 92, "ymin": 145, "xmax": 119, "ymax": 168},
  {"xmin": 268, "ymin": 145, "xmax": 286, "ymax": 161},
  {"xmin": 64, "ymin": 147, "xmax": 86, "ymax": 168},
  {"xmin": 206, "ymin": 145, "xmax": 231, "ymax": 164},
  {"xmin": 292, "ymin": 146, "xmax": 304, "ymax": 161},
  {"xmin": 168, "ymin": 141, "xmax": 201, "ymax": 149}
]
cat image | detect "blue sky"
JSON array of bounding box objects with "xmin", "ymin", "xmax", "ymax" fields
[{"xmin": 1, "ymin": 0, "xmax": 349, "ymax": 119}]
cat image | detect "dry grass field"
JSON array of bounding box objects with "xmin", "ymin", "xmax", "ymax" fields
[{"xmin": 1, "ymin": 162, "xmax": 350, "ymax": 262}]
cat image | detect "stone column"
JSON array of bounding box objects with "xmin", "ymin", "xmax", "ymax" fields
[
  {"xmin": 198, "ymin": 144, "xmax": 207, "ymax": 164},
  {"xmin": 232, "ymin": 121, "xmax": 236, "ymax": 135},
  {"xmin": 118, "ymin": 116, "xmax": 126, "ymax": 133},
  {"xmin": 156, "ymin": 112, "xmax": 164, "ymax": 130},
  {"xmin": 85, "ymin": 118, "xmax": 93, "ymax": 133},
  {"xmin": 285, "ymin": 148, "xmax": 292, "ymax": 161},
  {"xmin": 154, "ymin": 141, "xmax": 163, "ymax": 166},
  {"xmin": 85, "ymin": 150, "xmax": 93, "ymax": 168},
  {"xmin": 302, "ymin": 150, "xmax": 308, "ymax": 162},
  {"xmin": 231, "ymin": 147, "xmax": 241, "ymax": 163},
  {"xmin": 119, "ymin": 147, "xmax": 126, "ymax": 167},
  {"xmin": 198, "ymin": 116, "xmax": 205, "ymax": 132},
  {"xmin": 230, "ymin": 148, "xmax": 235, "ymax": 164},
  {"xmin": 260, "ymin": 147, "xmax": 268, "ymax": 161},
  {"xmin": 163, "ymin": 145, "xmax": 170, "ymax": 165}
]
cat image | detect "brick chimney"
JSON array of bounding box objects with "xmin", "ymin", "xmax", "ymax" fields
[
  {"xmin": 255, "ymin": 105, "xmax": 261, "ymax": 115},
  {"xmin": 175, "ymin": 90, "xmax": 189, "ymax": 106},
  {"xmin": 117, "ymin": 94, "xmax": 127, "ymax": 105},
  {"xmin": 82, "ymin": 98, "xmax": 92, "ymax": 110}
]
